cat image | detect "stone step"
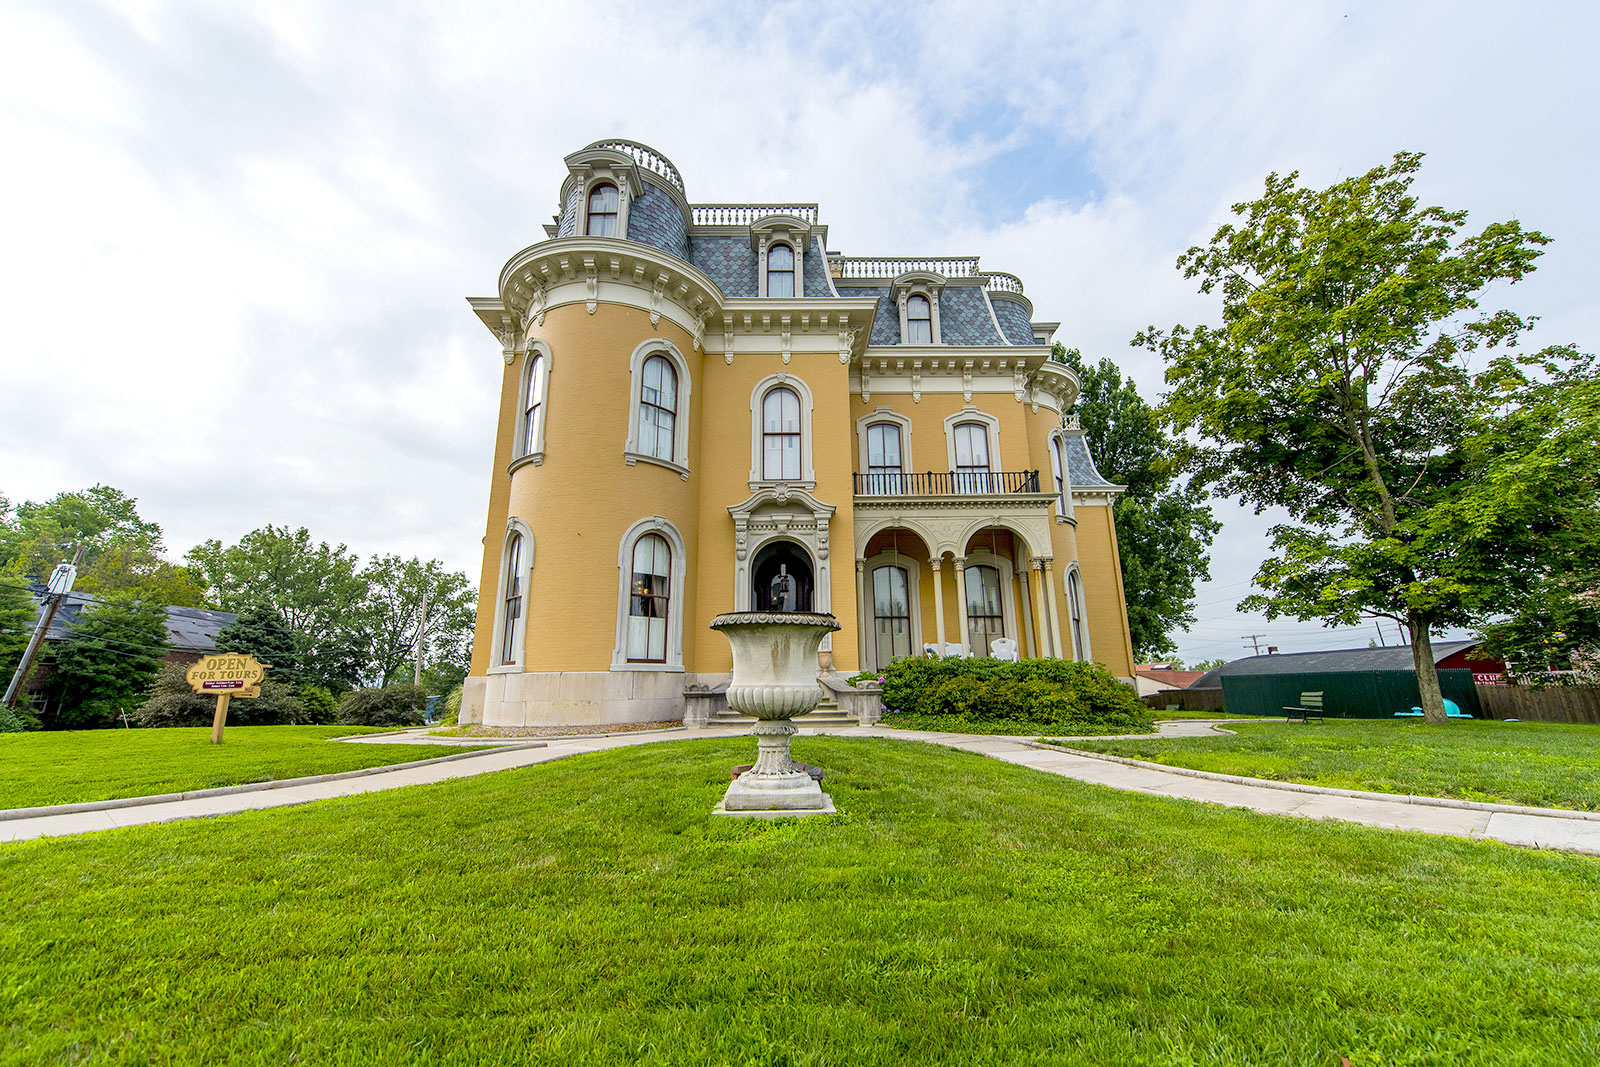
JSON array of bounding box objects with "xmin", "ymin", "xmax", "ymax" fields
[{"xmin": 706, "ymin": 705, "xmax": 858, "ymax": 729}]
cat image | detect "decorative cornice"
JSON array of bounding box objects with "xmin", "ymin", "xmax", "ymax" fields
[{"xmin": 852, "ymin": 493, "xmax": 1057, "ymax": 511}]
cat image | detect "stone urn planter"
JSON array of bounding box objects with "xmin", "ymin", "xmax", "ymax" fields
[{"xmin": 709, "ymin": 610, "xmax": 841, "ymax": 815}]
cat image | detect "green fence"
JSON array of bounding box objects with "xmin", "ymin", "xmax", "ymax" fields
[{"xmin": 1219, "ymin": 669, "xmax": 1484, "ymax": 719}]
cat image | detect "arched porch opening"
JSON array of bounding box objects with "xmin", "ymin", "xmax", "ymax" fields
[
  {"xmin": 859, "ymin": 528, "xmax": 934, "ymax": 671},
  {"xmin": 751, "ymin": 539, "xmax": 815, "ymax": 612}
]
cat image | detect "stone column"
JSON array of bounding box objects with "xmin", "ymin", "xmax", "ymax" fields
[
  {"xmin": 953, "ymin": 556, "xmax": 970, "ymax": 656},
  {"xmin": 1042, "ymin": 559, "xmax": 1066, "ymax": 658},
  {"xmin": 930, "ymin": 557, "xmax": 946, "ymax": 652},
  {"xmin": 1030, "ymin": 558, "xmax": 1052, "ymax": 658},
  {"xmin": 856, "ymin": 558, "xmax": 870, "ymax": 669},
  {"xmin": 1017, "ymin": 565, "xmax": 1035, "ymax": 659}
]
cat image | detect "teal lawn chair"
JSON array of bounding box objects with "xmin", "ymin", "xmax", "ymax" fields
[{"xmin": 1395, "ymin": 698, "xmax": 1471, "ymax": 719}]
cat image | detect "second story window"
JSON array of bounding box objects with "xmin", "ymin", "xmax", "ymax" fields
[
  {"xmin": 638, "ymin": 355, "xmax": 678, "ymax": 462},
  {"xmin": 586, "ymin": 183, "xmax": 619, "ymax": 237},
  {"xmin": 906, "ymin": 294, "xmax": 933, "ymax": 343},
  {"xmin": 866, "ymin": 423, "xmax": 903, "ymax": 494},
  {"xmin": 762, "ymin": 387, "xmax": 802, "ymax": 481},
  {"xmin": 523, "ymin": 352, "xmax": 547, "ymax": 458},
  {"xmin": 953, "ymin": 421, "xmax": 991, "ymax": 492},
  {"xmin": 767, "ymin": 243, "xmax": 795, "ymax": 297}
]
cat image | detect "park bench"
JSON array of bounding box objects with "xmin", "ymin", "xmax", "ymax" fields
[{"xmin": 1284, "ymin": 691, "xmax": 1324, "ymax": 723}]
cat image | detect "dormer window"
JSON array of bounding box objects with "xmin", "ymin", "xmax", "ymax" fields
[
  {"xmin": 906, "ymin": 295, "xmax": 932, "ymax": 343},
  {"xmin": 767, "ymin": 243, "xmax": 795, "ymax": 298},
  {"xmin": 586, "ymin": 183, "xmax": 620, "ymax": 236}
]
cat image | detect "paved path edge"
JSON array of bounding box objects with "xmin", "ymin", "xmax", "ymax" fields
[
  {"xmin": 1029, "ymin": 742, "xmax": 1600, "ymax": 823},
  {"xmin": 0, "ymin": 742, "xmax": 549, "ymax": 822}
]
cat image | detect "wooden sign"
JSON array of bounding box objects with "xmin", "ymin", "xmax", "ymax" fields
[{"xmin": 186, "ymin": 654, "xmax": 267, "ymax": 744}]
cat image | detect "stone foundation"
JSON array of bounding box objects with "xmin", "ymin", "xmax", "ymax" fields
[{"xmin": 461, "ymin": 670, "xmax": 728, "ymax": 727}]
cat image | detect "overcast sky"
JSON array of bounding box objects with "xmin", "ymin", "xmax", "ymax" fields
[{"xmin": 2, "ymin": 1, "xmax": 1595, "ymax": 664}]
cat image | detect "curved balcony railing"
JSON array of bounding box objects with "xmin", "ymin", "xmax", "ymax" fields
[
  {"xmin": 691, "ymin": 204, "xmax": 819, "ymax": 226},
  {"xmin": 854, "ymin": 470, "xmax": 1042, "ymax": 496},
  {"xmin": 584, "ymin": 139, "xmax": 684, "ymax": 194},
  {"xmin": 983, "ymin": 271, "xmax": 1025, "ymax": 294},
  {"xmin": 830, "ymin": 255, "xmax": 983, "ymax": 279}
]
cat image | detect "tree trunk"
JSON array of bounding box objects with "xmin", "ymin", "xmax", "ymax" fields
[{"xmin": 1408, "ymin": 617, "xmax": 1449, "ymax": 725}]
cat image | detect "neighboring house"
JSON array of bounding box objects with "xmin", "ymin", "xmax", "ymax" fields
[
  {"xmin": 21, "ymin": 587, "xmax": 237, "ymax": 689},
  {"xmin": 461, "ymin": 138, "xmax": 1137, "ymax": 728},
  {"xmin": 1134, "ymin": 665, "xmax": 1207, "ymax": 697}
]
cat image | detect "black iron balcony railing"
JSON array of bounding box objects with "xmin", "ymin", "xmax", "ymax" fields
[{"xmin": 854, "ymin": 470, "xmax": 1042, "ymax": 496}]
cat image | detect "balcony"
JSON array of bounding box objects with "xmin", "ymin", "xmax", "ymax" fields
[{"xmin": 854, "ymin": 470, "xmax": 1042, "ymax": 496}]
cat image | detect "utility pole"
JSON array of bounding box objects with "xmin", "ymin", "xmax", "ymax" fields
[
  {"xmin": 412, "ymin": 586, "xmax": 430, "ymax": 688},
  {"xmin": 3, "ymin": 547, "xmax": 84, "ymax": 709},
  {"xmin": 1242, "ymin": 633, "xmax": 1266, "ymax": 656},
  {"xmin": 1374, "ymin": 621, "xmax": 1387, "ymax": 647}
]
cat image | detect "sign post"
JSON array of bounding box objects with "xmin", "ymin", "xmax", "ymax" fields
[{"xmin": 185, "ymin": 654, "xmax": 267, "ymax": 743}]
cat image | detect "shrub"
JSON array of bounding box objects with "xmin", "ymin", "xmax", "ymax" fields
[
  {"xmin": 298, "ymin": 685, "xmax": 338, "ymax": 724},
  {"xmin": 338, "ymin": 684, "xmax": 425, "ymax": 728},
  {"xmin": 132, "ymin": 662, "xmax": 310, "ymax": 727},
  {"xmin": 439, "ymin": 685, "xmax": 463, "ymax": 726},
  {"xmin": 876, "ymin": 655, "xmax": 1152, "ymax": 733}
]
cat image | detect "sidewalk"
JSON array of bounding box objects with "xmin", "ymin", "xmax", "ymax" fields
[{"xmin": 4, "ymin": 722, "xmax": 1598, "ymax": 856}]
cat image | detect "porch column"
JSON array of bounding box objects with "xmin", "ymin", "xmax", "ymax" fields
[
  {"xmin": 953, "ymin": 556, "xmax": 970, "ymax": 656},
  {"xmin": 1029, "ymin": 558, "xmax": 1052, "ymax": 658},
  {"xmin": 929, "ymin": 557, "xmax": 946, "ymax": 651},
  {"xmin": 1042, "ymin": 558, "xmax": 1066, "ymax": 658},
  {"xmin": 1017, "ymin": 566, "xmax": 1035, "ymax": 659},
  {"xmin": 856, "ymin": 558, "xmax": 870, "ymax": 669}
]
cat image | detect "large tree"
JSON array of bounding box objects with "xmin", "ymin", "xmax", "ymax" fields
[
  {"xmin": 1137, "ymin": 152, "xmax": 1596, "ymax": 722},
  {"xmin": 360, "ymin": 555, "xmax": 476, "ymax": 687},
  {"xmin": 1052, "ymin": 345, "xmax": 1220, "ymax": 658},
  {"xmin": 42, "ymin": 595, "xmax": 169, "ymax": 730},
  {"xmin": 185, "ymin": 526, "xmax": 370, "ymax": 691}
]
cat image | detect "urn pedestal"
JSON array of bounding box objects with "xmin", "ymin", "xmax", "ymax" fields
[{"xmin": 709, "ymin": 611, "xmax": 841, "ymax": 816}]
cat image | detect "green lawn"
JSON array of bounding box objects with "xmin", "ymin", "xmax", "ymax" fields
[
  {"xmin": 0, "ymin": 726, "xmax": 456, "ymax": 810},
  {"xmin": 879, "ymin": 712, "xmax": 1151, "ymax": 736},
  {"xmin": 1072, "ymin": 718, "xmax": 1600, "ymax": 811},
  {"xmin": 3, "ymin": 736, "xmax": 1598, "ymax": 1065}
]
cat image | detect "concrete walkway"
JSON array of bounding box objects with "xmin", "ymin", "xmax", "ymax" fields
[{"xmin": 4, "ymin": 721, "xmax": 1599, "ymax": 856}]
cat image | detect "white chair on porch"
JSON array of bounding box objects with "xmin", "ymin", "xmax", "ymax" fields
[{"xmin": 990, "ymin": 637, "xmax": 1019, "ymax": 661}]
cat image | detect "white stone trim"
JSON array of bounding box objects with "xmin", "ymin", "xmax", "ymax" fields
[
  {"xmin": 610, "ymin": 516, "xmax": 687, "ymax": 672},
  {"xmin": 749, "ymin": 372, "xmax": 816, "ymax": 488},
  {"xmin": 515, "ymin": 339, "xmax": 553, "ymax": 466},
  {"xmin": 577, "ymin": 172, "xmax": 634, "ymax": 240},
  {"xmin": 892, "ymin": 271, "xmax": 945, "ymax": 345},
  {"xmin": 488, "ymin": 519, "xmax": 534, "ymax": 673},
  {"xmin": 622, "ymin": 338, "xmax": 692, "ymax": 478},
  {"xmin": 1064, "ymin": 562, "xmax": 1092, "ymax": 662},
  {"xmin": 1048, "ymin": 427, "xmax": 1075, "ymax": 521},
  {"xmin": 959, "ymin": 548, "xmax": 1019, "ymax": 657},
  {"xmin": 863, "ymin": 549, "xmax": 924, "ymax": 671},
  {"xmin": 943, "ymin": 406, "xmax": 1003, "ymax": 474},
  {"xmin": 727, "ymin": 486, "xmax": 836, "ymax": 651},
  {"xmin": 855, "ymin": 407, "xmax": 914, "ymax": 481}
]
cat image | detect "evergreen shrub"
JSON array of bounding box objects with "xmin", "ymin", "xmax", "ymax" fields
[
  {"xmin": 872, "ymin": 656, "xmax": 1153, "ymax": 733},
  {"xmin": 338, "ymin": 684, "xmax": 425, "ymax": 727},
  {"xmin": 133, "ymin": 662, "xmax": 310, "ymax": 727},
  {"xmin": 298, "ymin": 685, "xmax": 338, "ymax": 724}
]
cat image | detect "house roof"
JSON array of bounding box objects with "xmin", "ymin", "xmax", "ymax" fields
[
  {"xmin": 1136, "ymin": 668, "xmax": 1206, "ymax": 690},
  {"xmin": 1061, "ymin": 427, "xmax": 1117, "ymax": 488},
  {"xmin": 1188, "ymin": 640, "xmax": 1481, "ymax": 689},
  {"xmin": 33, "ymin": 589, "xmax": 237, "ymax": 656}
]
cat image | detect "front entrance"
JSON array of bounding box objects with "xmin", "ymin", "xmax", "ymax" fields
[{"xmin": 751, "ymin": 540, "xmax": 814, "ymax": 612}]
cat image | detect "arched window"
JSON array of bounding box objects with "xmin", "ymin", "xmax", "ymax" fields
[
  {"xmin": 965, "ymin": 564, "xmax": 1004, "ymax": 654},
  {"xmin": 767, "ymin": 243, "xmax": 795, "ymax": 298},
  {"xmin": 953, "ymin": 421, "xmax": 991, "ymax": 493},
  {"xmin": 522, "ymin": 352, "xmax": 546, "ymax": 458},
  {"xmin": 762, "ymin": 387, "xmax": 802, "ymax": 481},
  {"xmin": 906, "ymin": 294, "xmax": 933, "ymax": 344},
  {"xmin": 637, "ymin": 355, "xmax": 677, "ymax": 462},
  {"xmin": 499, "ymin": 532, "xmax": 525, "ymax": 666},
  {"xmin": 865, "ymin": 423, "xmax": 903, "ymax": 494},
  {"xmin": 872, "ymin": 564, "xmax": 912, "ymax": 664},
  {"xmin": 1068, "ymin": 568, "xmax": 1089, "ymax": 661},
  {"xmin": 1050, "ymin": 432, "xmax": 1072, "ymax": 518},
  {"xmin": 586, "ymin": 182, "xmax": 619, "ymax": 237},
  {"xmin": 626, "ymin": 533, "xmax": 671, "ymax": 663}
]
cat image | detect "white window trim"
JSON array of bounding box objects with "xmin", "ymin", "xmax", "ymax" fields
[
  {"xmin": 1048, "ymin": 427, "xmax": 1075, "ymax": 521},
  {"xmin": 894, "ymin": 282, "xmax": 944, "ymax": 345},
  {"xmin": 511, "ymin": 339, "xmax": 553, "ymax": 471},
  {"xmin": 487, "ymin": 520, "xmax": 534, "ymax": 674},
  {"xmin": 623, "ymin": 338, "xmax": 692, "ymax": 480},
  {"xmin": 855, "ymin": 407, "xmax": 913, "ymax": 477},
  {"xmin": 755, "ymin": 228, "xmax": 807, "ymax": 298},
  {"xmin": 1064, "ymin": 562, "xmax": 1092, "ymax": 662},
  {"xmin": 863, "ymin": 550, "xmax": 923, "ymax": 671},
  {"xmin": 943, "ymin": 407, "xmax": 1003, "ymax": 473},
  {"xmin": 749, "ymin": 372, "xmax": 816, "ymax": 489},
  {"xmin": 578, "ymin": 174, "xmax": 632, "ymax": 239},
  {"xmin": 960, "ymin": 549, "xmax": 1018, "ymax": 658},
  {"xmin": 611, "ymin": 516, "xmax": 688, "ymax": 672}
]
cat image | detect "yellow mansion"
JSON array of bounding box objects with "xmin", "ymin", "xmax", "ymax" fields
[{"xmin": 460, "ymin": 139, "xmax": 1134, "ymax": 726}]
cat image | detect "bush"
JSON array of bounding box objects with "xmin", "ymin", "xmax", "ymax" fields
[
  {"xmin": 439, "ymin": 685, "xmax": 462, "ymax": 726},
  {"xmin": 299, "ymin": 685, "xmax": 338, "ymax": 724},
  {"xmin": 338, "ymin": 684, "xmax": 425, "ymax": 728},
  {"xmin": 132, "ymin": 662, "xmax": 309, "ymax": 727},
  {"xmin": 876, "ymin": 655, "xmax": 1153, "ymax": 734}
]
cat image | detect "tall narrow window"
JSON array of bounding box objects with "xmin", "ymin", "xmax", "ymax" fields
[
  {"xmin": 1051, "ymin": 434, "xmax": 1067, "ymax": 514},
  {"xmin": 637, "ymin": 354, "xmax": 677, "ymax": 462},
  {"xmin": 586, "ymin": 183, "xmax": 619, "ymax": 237},
  {"xmin": 906, "ymin": 294, "xmax": 932, "ymax": 343},
  {"xmin": 953, "ymin": 422, "xmax": 991, "ymax": 493},
  {"xmin": 762, "ymin": 387, "xmax": 801, "ymax": 481},
  {"xmin": 626, "ymin": 533, "xmax": 671, "ymax": 663},
  {"xmin": 523, "ymin": 353, "xmax": 546, "ymax": 457},
  {"xmin": 767, "ymin": 243, "xmax": 795, "ymax": 298},
  {"xmin": 500, "ymin": 533, "xmax": 524, "ymax": 665},
  {"xmin": 866, "ymin": 423, "xmax": 902, "ymax": 494},
  {"xmin": 1069, "ymin": 569, "xmax": 1088, "ymax": 661},
  {"xmin": 965, "ymin": 564, "xmax": 1004, "ymax": 654},
  {"xmin": 873, "ymin": 565, "xmax": 912, "ymax": 665}
]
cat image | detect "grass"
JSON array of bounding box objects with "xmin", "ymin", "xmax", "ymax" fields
[
  {"xmin": 3, "ymin": 736, "xmax": 1599, "ymax": 1065},
  {"xmin": 1147, "ymin": 707, "xmax": 1256, "ymax": 720},
  {"xmin": 1072, "ymin": 718, "xmax": 1600, "ymax": 811},
  {"xmin": 0, "ymin": 726, "xmax": 456, "ymax": 810}
]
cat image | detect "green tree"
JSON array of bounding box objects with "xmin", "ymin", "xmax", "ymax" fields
[
  {"xmin": 42, "ymin": 596, "xmax": 169, "ymax": 730},
  {"xmin": 0, "ymin": 578, "xmax": 34, "ymax": 683},
  {"xmin": 132, "ymin": 662, "xmax": 308, "ymax": 727},
  {"xmin": 1051, "ymin": 346, "xmax": 1220, "ymax": 658},
  {"xmin": 185, "ymin": 526, "xmax": 370, "ymax": 691},
  {"xmin": 1137, "ymin": 151, "xmax": 1596, "ymax": 723},
  {"xmin": 214, "ymin": 605, "xmax": 308, "ymax": 689},
  {"xmin": 359, "ymin": 555, "xmax": 476, "ymax": 687}
]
